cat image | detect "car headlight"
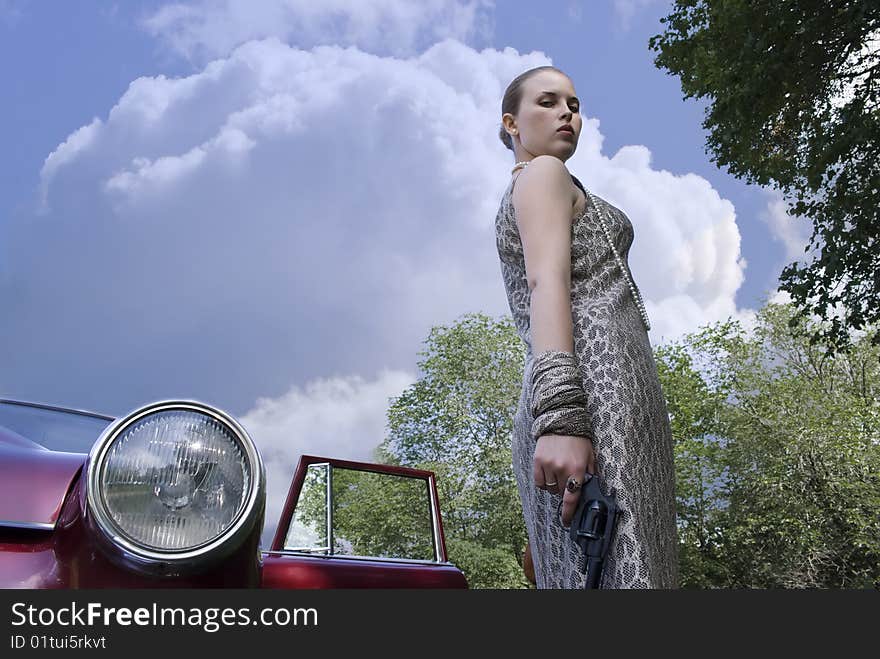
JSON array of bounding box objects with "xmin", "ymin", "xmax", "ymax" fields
[{"xmin": 86, "ymin": 400, "xmax": 265, "ymax": 569}]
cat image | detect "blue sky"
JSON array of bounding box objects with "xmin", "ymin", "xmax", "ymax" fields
[{"xmin": 0, "ymin": 1, "xmax": 809, "ymax": 533}]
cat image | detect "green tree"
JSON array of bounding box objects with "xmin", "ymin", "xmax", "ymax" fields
[
  {"xmin": 657, "ymin": 301, "xmax": 880, "ymax": 587},
  {"xmin": 649, "ymin": 1, "xmax": 880, "ymax": 353},
  {"xmin": 655, "ymin": 337, "xmax": 731, "ymax": 588},
  {"xmin": 283, "ymin": 464, "xmax": 435, "ymax": 561},
  {"xmin": 331, "ymin": 468, "xmax": 435, "ymax": 560},
  {"xmin": 375, "ymin": 313, "xmax": 531, "ymax": 589},
  {"xmin": 371, "ymin": 303, "xmax": 878, "ymax": 588}
]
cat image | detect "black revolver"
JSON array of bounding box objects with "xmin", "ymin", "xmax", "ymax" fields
[{"xmin": 566, "ymin": 472, "xmax": 620, "ymax": 589}]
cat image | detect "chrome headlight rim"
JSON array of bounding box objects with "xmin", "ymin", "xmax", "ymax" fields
[{"xmin": 86, "ymin": 399, "xmax": 265, "ymax": 564}]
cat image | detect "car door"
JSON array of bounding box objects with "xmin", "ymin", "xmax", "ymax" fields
[{"xmin": 261, "ymin": 455, "xmax": 467, "ymax": 588}]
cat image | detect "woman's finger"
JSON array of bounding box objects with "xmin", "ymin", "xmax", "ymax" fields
[
  {"xmin": 560, "ymin": 474, "xmax": 585, "ymax": 526},
  {"xmin": 544, "ymin": 470, "xmax": 560, "ymax": 495},
  {"xmin": 534, "ymin": 457, "xmax": 555, "ymax": 491},
  {"xmin": 533, "ymin": 455, "xmax": 543, "ymax": 489}
]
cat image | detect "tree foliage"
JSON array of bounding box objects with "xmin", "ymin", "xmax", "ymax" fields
[
  {"xmin": 286, "ymin": 464, "xmax": 435, "ymax": 561},
  {"xmin": 649, "ymin": 1, "xmax": 880, "ymax": 353},
  {"xmin": 374, "ymin": 313, "xmax": 531, "ymax": 589},
  {"xmin": 366, "ymin": 304, "xmax": 878, "ymax": 588},
  {"xmin": 657, "ymin": 301, "xmax": 880, "ymax": 587}
]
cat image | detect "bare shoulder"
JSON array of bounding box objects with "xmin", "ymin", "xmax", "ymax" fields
[
  {"xmin": 513, "ymin": 155, "xmax": 569, "ymax": 194},
  {"xmin": 511, "ymin": 155, "xmax": 576, "ymax": 218},
  {"xmin": 522, "ymin": 154, "xmax": 569, "ymax": 176}
]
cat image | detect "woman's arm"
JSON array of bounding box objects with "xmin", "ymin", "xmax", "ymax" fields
[
  {"xmin": 512, "ymin": 155, "xmax": 576, "ymax": 354},
  {"xmin": 511, "ymin": 155, "xmax": 596, "ymax": 526}
]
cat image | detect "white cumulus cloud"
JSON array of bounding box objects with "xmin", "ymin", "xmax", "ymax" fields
[
  {"xmin": 759, "ymin": 186, "xmax": 812, "ymax": 262},
  {"xmin": 143, "ymin": 0, "xmax": 495, "ymax": 61},
  {"xmin": 6, "ymin": 36, "xmax": 751, "ymax": 465},
  {"xmin": 577, "ymin": 140, "xmax": 749, "ymax": 342},
  {"xmin": 39, "ymin": 117, "xmax": 103, "ymax": 212}
]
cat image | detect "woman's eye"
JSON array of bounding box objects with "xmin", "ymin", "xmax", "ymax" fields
[{"xmin": 541, "ymin": 100, "xmax": 579, "ymax": 112}]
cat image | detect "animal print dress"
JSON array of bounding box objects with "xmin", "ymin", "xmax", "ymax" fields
[{"xmin": 495, "ymin": 166, "xmax": 678, "ymax": 588}]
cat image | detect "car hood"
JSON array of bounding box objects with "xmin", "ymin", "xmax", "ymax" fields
[{"xmin": 0, "ymin": 429, "xmax": 86, "ymax": 529}]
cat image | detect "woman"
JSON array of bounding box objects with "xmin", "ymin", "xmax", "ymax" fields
[{"xmin": 495, "ymin": 66, "xmax": 678, "ymax": 588}]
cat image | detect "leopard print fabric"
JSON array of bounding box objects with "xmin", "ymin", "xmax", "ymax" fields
[{"xmin": 495, "ymin": 168, "xmax": 678, "ymax": 589}]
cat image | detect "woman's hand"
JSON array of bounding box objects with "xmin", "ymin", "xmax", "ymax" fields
[{"xmin": 533, "ymin": 433, "xmax": 596, "ymax": 526}]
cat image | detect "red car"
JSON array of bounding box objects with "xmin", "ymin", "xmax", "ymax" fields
[{"xmin": 0, "ymin": 398, "xmax": 467, "ymax": 589}]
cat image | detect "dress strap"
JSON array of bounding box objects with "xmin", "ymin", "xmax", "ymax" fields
[{"xmin": 510, "ymin": 160, "xmax": 529, "ymax": 196}]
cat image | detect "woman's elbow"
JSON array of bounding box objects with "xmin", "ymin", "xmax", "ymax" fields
[{"xmin": 527, "ymin": 271, "xmax": 570, "ymax": 293}]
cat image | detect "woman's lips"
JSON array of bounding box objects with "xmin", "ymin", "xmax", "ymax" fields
[{"xmin": 557, "ymin": 128, "xmax": 574, "ymax": 137}]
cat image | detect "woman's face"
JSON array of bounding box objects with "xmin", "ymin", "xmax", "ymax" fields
[{"xmin": 506, "ymin": 70, "xmax": 581, "ymax": 162}]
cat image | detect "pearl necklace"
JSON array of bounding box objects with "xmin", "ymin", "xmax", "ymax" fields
[
  {"xmin": 584, "ymin": 188, "xmax": 651, "ymax": 331},
  {"xmin": 510, "ymin": 161, "xmax": 651, "ymax": 332}
]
